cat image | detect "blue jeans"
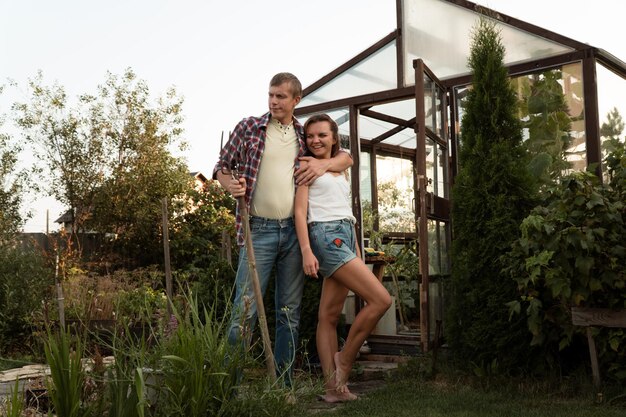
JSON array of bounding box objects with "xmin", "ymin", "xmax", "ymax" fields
[
  {"xmin": 227, "ymin": 215, "xmax": 304, "ymax": 384},
  {"xmin": 308, "ymin": 218, "xmax": 357, "ymax": 279}
]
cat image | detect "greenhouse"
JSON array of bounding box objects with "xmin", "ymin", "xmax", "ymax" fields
[{"xmin": 294, "ymin": 0, "xmax": 626, "ymax": 353}]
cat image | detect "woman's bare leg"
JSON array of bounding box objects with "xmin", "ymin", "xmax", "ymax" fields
[
  {"xmin": 330, "ymin": 258, "xmax": 391, "ymax": 391},
  {"xmin": 316, "ymin": 276, "xmax": 357, "ymax": 402}
]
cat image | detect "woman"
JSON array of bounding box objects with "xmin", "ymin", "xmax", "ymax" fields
[{"xmin": 294, "ymin": 113, "xmax": 391, "ymax": 403}]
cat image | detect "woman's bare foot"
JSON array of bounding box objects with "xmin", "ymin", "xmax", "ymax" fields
[
  {"xmin": 334, "ymin": 351, "xmax": 351, "ymax": 392},
  {"xmin": 320, "ymin": 387, "xmax": 357, "ymax": 403}
]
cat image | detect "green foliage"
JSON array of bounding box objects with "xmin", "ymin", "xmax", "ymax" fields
[
  {"xmin": 44, "ymin": 329, "xmax": 87, "ymax": 417},
  {"xmin": 108, "ymin": 368, "xmax": 146, "ymax": 417},
  {"xmin": 383, "ymin": 241, "xmax": 420, "ymax": 323},
  {"xmin": 98, "ymin": 317, "xmax": 154, "ymax": 417},
  {"xmin": 54, "ymin": 266, "xmax": 167, "ymax": 326},
  {"xmin": 447, "ymin": 18, "xmax": 538, "ymax": 372},
  {"xmin": 12, "ymin": 71, "xmax": 109, "ymax": 225},
  {"xmin": 89, "ymin": 70, "xmax": 190, "ymax": 265},
  {"xmin": 13, "ymin": 69, "xmax": 190, "ymax": 265},
  {"xmin": 600, "ymin": 107, "xmax": 624, "ymax": 145},
  {"xmin": 5, "ymin": 378, "xmax": 24, "ymax": 417},
  {"xmin": 516, "ymin": 69, "xmax": 575, "ymax": 184},
  {"xmin": 157, "ymin": 299, "xmax": 241, "ymax": 416},
  {"xmin": 505, "ymin": 141, "xmax": 626, "ymax": 380},
  {"xmin": 0, "ymin": 139, "xmax": 26, "ymax": 240},
  {"xmin": 361, "ymin": 178, "xmax": 415, "ymax": 249},
  {"xmin": 115, "ymin": 285, "xmax": 168, "ymax": 327},
  {"xmin": 152, "ymin": 294, "xmax": 298, "ymax": 417},
  {"xmin": 603, "ymin": 110, "xmax": 626, "ymax": 196},
  {"xmin": 181, "ymin": 264, "xmax": 234, "ymax": 322},
  {"xmin": 106, "ymin": 363, "xmax": 147, "ymax": 417},
  {"xmin": 28, "ymin": 288, "xmax": 304, "ymax": 417},
  {"xmin": 0, "ymin": 95, "xmax": 29, "ymax": 242},
  {"xmin": 169, "ymin": 178, "xmax": 238, "ymax": 320},
  {"xmin": 0, "ymin": 246, "xmax": 52, "ymax": 353},
  {"xmin": 170, "ymin": 180, "xmax": 236, "ymax": 269}
]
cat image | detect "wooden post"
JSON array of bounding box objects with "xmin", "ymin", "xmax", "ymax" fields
[
  {"xmin": 415, "ymin": 59, "xmax": 430, "ymax": 353},
  {"xmin": 161, "ymin": 198, "xmax": 173, "ymax": 316},
  {"xmin": 586, "ymin": 327, "xmax": 601, "ymax": 388},
  {"xmin": 55, "ymin": 253, "xmax": 65, "ymax": 330},
  {"xmin": 221, "ymin": 229, "xmax": 232, "ymax": 267}
]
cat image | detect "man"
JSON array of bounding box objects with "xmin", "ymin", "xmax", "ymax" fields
[{"xmin": 213, "ymin": 72, "xmax": 352, "ymax": 383}]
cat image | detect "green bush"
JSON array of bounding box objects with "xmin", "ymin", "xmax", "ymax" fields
[
  {"xmin": 181, "ymin": 261, "xmax": 235, "ymax": 323},
  {"xmin": 505, "ymin": 147, "xmax": 626, "ymax": 379},
  {"xmin": 0, "ymin": 245, "xmax": 52, "ymax": 353},
  {"xmin": 170, "ymin": 179, "xmax": 237, "ymax": 272}
]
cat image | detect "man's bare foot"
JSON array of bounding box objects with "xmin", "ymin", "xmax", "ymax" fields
[{"xmin": 334, "ymin": 351, "xmax": 350, "ymax": 392}]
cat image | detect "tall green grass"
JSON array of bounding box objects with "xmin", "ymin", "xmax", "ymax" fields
[
  {"xmin": 155, "ymin": 294, "xmax": 247, "ymax": 416},
  {"xmin": 33, "ymin": 289, "xmax": 303, "ymax": 417},
  {"xmin": 44, "ymin": 329, "xmax": 86, "ymax": 417},
  {"xmin": 5, "ymin": 378, "xmax": 24, "ymax": 417}
]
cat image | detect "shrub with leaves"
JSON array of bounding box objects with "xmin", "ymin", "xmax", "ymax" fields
[
  {"xmin": 0, "ymin": 246, "xmax": 52, "ymax": 353},
  {"xmin": 505, "ymin": 142, "xmax": 626, "ymax": 379},
  {"xmin": 170, "ymin": 179, "xmax": 237, "ymax": 318},
  {"xmin": 170, "ymin": 179, "xmax": 236, "ymax": 269}
]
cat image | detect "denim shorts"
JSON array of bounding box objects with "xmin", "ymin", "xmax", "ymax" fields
[{"xmin": 308, "ymin": 218, "xmax": 357, "ymax": 278}]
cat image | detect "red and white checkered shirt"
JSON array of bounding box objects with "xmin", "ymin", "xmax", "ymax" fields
[{"xmin": 213, "ymin": 112, "xmax": 306, "ymax": 246}]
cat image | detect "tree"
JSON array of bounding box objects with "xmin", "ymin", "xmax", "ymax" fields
[
  {"xmin": 0, "ymin": 86, "xmax": 28, "ymax": 242},
  {"xmin": 13, "ymin": 69, "xmax": 190, "ymax": 265},
  {"xmin": 87, "ymin": 70, "xmax": 190, "ymax": 265},
  {"xmin": 601, "ymin": 107, "xmax": 625, "ymax": 156},
  {"xmin": 13, "ymin": 72, "xmax": 108, "ymax": 234},
  {"xmin": 0, "ymin": 87, "xmax": 51, "ymax": 353},
  {"xmin": 446, "ymin": 18, "xmax": 538, "ymax": 372}
]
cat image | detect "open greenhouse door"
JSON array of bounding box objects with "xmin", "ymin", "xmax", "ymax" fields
[{"xmin": 414, "ymin": 59, "xmax": 451, "ymax": 353}]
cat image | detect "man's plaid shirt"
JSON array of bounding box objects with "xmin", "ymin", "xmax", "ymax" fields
[{"xmin": 213, "ymin": 112, "xmax": 306, "ymax": 246}]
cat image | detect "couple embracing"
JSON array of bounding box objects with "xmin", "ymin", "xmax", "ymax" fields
[{"xmin": 213, "ymin": 72, "xmax": 391, "ymax": 402}]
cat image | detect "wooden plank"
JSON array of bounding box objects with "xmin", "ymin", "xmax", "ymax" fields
[
  {"xmin": 571, "ymin": 307, "xmax": 626, "ymax": 328},
  {"xmin": 586, "ymin": 327, "xmax": 601, "ymax": 387}
]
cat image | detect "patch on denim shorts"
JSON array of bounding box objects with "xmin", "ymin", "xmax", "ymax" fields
[{"xmin": 333, "ymin": 238, "xmax": 343, "ymax": 248}]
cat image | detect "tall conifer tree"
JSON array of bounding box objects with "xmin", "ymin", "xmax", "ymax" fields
[{"xmin": 446, "ymin": 18, "xmax": 538, "ymax": 370}]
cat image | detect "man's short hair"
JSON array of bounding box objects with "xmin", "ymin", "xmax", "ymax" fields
[{"xmin": 270, "ymin": 72, "xmax": 302, "ymax": 99}]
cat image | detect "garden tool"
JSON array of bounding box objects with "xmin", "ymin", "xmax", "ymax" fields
[{"xmin": 223, "ymin": 160, "xmax": 277, "ymax": 382}]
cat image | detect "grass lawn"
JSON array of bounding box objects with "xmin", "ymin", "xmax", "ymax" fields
[{"xmin": 308, "ymin": 373, "xmax": 626, "ymax": 417}]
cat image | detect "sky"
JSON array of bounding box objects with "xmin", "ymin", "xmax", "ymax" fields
[{"xmin": 1, "ymin": 0, "xmax": 624, "ymax": 232}]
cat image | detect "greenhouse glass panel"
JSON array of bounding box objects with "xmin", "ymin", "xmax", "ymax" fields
[
  {"xmin": 597, "ymin": 61, "xmax": 626, "ymax": 177},
  {"xmin": 300, "ymin": 41, "xmax": 397, "ymax": 107},
  {"xmin": 510, "ymin": 63, "xmax": 586, "ymax": 176},
  {"xmin": 402, "ymin": 0, "xmax": 573, "ymax": 84},
  {"xmin": 427, "ymin": 219, "xmax": 450, "ymax": 276},
  {"xmin": 360, "ymin": 99, "xmax": 417, "ymax": 149},
  {"xmin": 375, "ymin": 154, "xmax": 415, "ymax": 234}
]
